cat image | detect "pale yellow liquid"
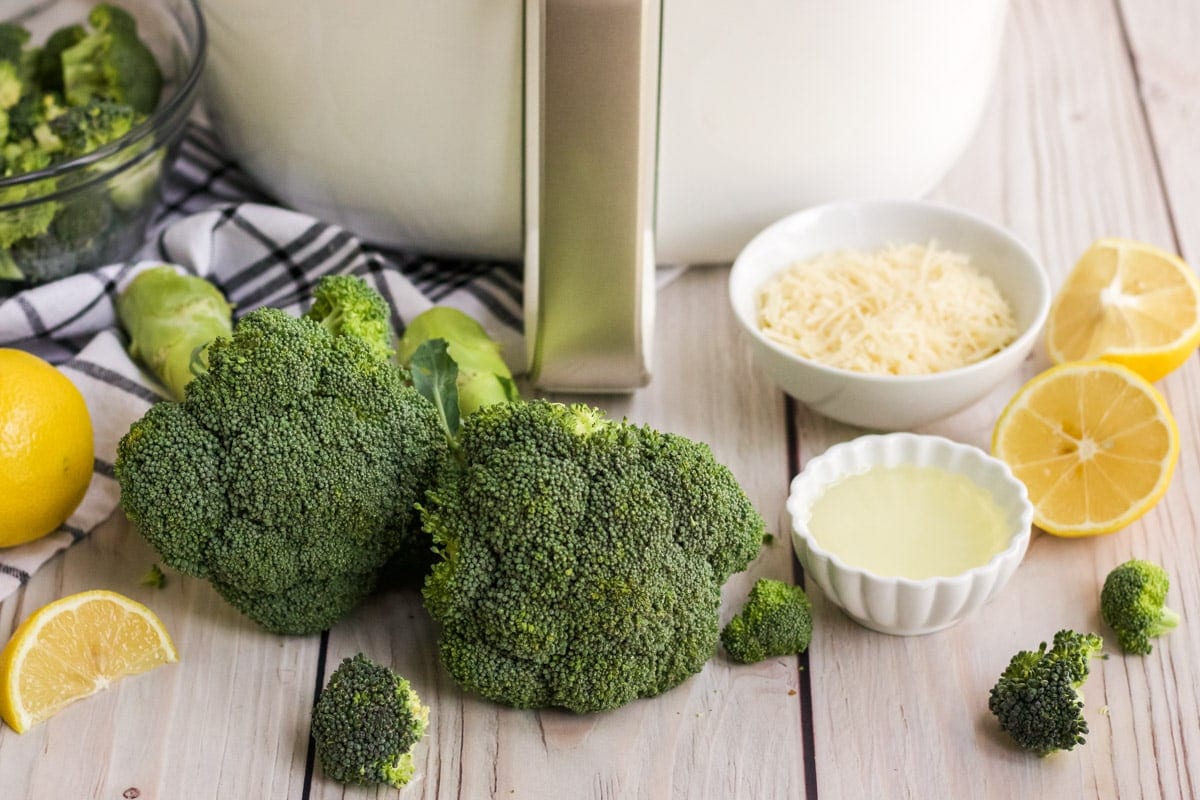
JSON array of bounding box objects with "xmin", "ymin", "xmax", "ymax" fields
[{"xmin": 807, "ymin": 464, "xmax": 1010, "ymax": 580}]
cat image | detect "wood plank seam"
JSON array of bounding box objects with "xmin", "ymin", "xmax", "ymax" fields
[{"xmin": 787, "ymin": 396, "xmax": 820, "ymax": 800}]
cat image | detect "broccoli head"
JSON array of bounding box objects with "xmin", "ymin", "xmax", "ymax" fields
[
  {"xmin": 421, "ymin": 400, "xmax": 765, "ymax": 713},
  {"xmin": 304, "ymin": 273, "xmax": 395, "ymax": 361},
  {"xmin": 311, "ymin": 654, "xmax": 429, "ymax": 788},
  {"xmin": 721, "ymin": 578, "xmax": 813, "ymax": 664},
  {"xmin": 988, "ymin": 629, "xmax": 1104, "ymax": 756},
  {"xmin": 61, "ymin": 4, "xmax": 163, "ymax": 115},
  {"xmin": 115, "ymin": 303, "xmax": 449, "ymax": 634},
  {"xmin": 1100, "ymin": 559, "xmax": 1179, "ymax": 655}
]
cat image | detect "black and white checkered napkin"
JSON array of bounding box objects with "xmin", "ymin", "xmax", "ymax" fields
[{"xmin": 0, "ymin": 124, "xmax": 525, "ymax": 601}]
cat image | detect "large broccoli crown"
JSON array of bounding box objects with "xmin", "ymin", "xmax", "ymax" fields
[
  {"xmin": 311, "ymin": 653, "xmax": 430, "ymax": 788},
  {"xmin": 721, "ymin": 578, "xmax": 813, "ymax": 664},
  {"xmin": 988, "ymin": 629, "xmax": 1104, "ymax": 756},
  {"xmin": 421, "ymin": 400, "xmax": 765, "ymax": 713},
  {"xmin": 116, "ymin": 306, "xmax": 448, "ymax": 634},
  {"xmin": 1100, "ymin": 559, "xmax": 1179, "ymax": 655}
]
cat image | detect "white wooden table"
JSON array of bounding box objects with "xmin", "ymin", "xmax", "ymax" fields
[{"xmin": 2, "ymin": 0, "xmax": 1199, "ymax": 797}]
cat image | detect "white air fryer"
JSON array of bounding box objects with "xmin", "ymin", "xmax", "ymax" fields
[{"xmin": 199, "ymin": 0, "xmax": 1009, "ymax": 391}]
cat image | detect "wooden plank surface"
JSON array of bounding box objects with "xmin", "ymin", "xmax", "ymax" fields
[{"xmin": 2, "ymin": 0, "xmax": 1199, "ymax": 797}]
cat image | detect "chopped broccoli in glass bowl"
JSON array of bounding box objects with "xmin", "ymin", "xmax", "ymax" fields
[{"xmin": 0, "ymin": 0, "xmax": 204, "ymax": 289}]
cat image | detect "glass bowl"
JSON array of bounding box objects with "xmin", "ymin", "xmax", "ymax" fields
[{"xmin": 0, "ymin": 0, "xmax": 205, "ymax": 289}]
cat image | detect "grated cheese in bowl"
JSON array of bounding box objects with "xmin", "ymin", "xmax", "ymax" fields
[{"xmin": 755, "ymin": 242, "xmax": 1018, "ymax": 375}]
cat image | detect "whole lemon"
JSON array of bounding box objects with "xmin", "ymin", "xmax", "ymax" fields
[{"xmin": 0, "ymin": 349, "xmax": 94, "ymax": 548}]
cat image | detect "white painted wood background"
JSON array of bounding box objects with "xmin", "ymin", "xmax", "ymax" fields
[{"xmin": 2, "ymin": 0, "xmax": 1199, "ymax": 797}]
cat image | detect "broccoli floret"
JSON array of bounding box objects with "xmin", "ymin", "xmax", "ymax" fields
[
  {"xmin": 6, "ymin": 92, "xmax": 67, "ymax": 149},
  {"xmin": 0, "ymin": 25, "xmax": 29, "ymax": 120},
  {"xmin": 0, "ymin": 144, "xmax": 58, "ymax": 277},
  {"xmin": 3, "ymin": 196, "xmax": 114, "ymax": 283},
  {"xmin": 0, "ymin": 61, "xmax": 21, "ymax": 113},
  {"xmin": 140, "ymin": 563, "xmax": 166, "ymax": 589},
  {"xmin": 34, "ymin": 25, "xmax": 86, "ymax": 93},
  {"xmin": 0, "ymin": 23, "xmax": 30, "ymax": 66},
  {"xmin": 311, "ymin": 654, "xmax": 429, "ymax": 788},
  {"xmin": 988, "ymin": 629, "xmax": 1105, "ymax": 756},
  {"xmin": 420, "ymin": 399, "xmax": 765, "ymax": 713},
  {"xmin": 115, "ymin": 294, "xmax": 449, "ymax": 634},
  {"xmin": 61, "ymin": 4, "xmax": 163, "ymax": 115},
  {"xmin": 304, "ymin": 274, "xmax": 395, "ymax": 361},
  {"xmin": 397, "ymin": 306, "xmax": 519, "ymax": 415},
  {"xmin": 49, "ymin": 98, "xmax": 139, "ymax": 158},
  {"xmin": 721, "ymin": 578, "xmax": 813, "ymax": 664},
  {"xmin": 1100, "ymin": 559, "xmax": 1179, "ymax": 655}
]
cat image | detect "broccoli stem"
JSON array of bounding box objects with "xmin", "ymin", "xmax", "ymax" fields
[
  {"xmin": 116, "ymin": 266, "xmax": 233, "ymax": 400},
  {"xmin": 1153, "ymin": 606, "xmax": 1181, "ymax": 637}
]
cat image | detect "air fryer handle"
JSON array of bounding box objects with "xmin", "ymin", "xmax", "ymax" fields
[{"xmin": 524, "ymin": 0, "xmax": 661, "ymax": 392}]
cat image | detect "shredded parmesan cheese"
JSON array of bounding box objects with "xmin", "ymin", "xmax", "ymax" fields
[{"xmin": 755, "ymin": 242, "xmax": 1018, "ymax": 375}]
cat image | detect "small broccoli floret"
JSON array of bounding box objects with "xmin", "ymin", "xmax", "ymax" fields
[
  {"xmin": 49, "ymin": 98, "xmax": 139, "ymax": 158},
  {"xmin": 721, "ymin": 578, "xmax": 813, "ymax": 664},
  {"xmin": 34, "ymin": 25, "xmax": 86, "ymax": 93},
  {"xmin": 421, "ymin": 399, "xmax": 765, "ymax": 713},
  {"xmin": 61, "ymin": 4, "xmax": 163, "ymax": 115},
  {"xmin": 1100, "ymin": 559, "xmax": 1179, "ymax": 656},
  {"xmin": 304, "ymin": 274, "xmax": 395, "ymax": 361},
  {"xmin": 140, "ymin": 563, "xmax": 166, "ymax": 589},
  {"xmin": 0, "ymin": 61, "xmax": 22, "ymax": 114},
  {"xmin": 397, "ymin": 306, "xmax": 519, "ymax": 415},
  {"xmin": 0, "ymin": 23, "xmax": 30, "ymax": 67},
  {"xmin": 0, "ymin": 144, "xmax": 58, "ymax": 279},
  {"xmin": 6, "ymin": 92, "xmax": 67, "ymax": 150},
  {"xmin": 988, "ymin": 629, "xmax": 1104, "ymax": 756},
  {"xmin": 116, "ymin": 291, "xmax": 449, "ymax": 634},
  {"xmin": 311, "ymin": 654, "xmax": 429, "ymax": 788}
]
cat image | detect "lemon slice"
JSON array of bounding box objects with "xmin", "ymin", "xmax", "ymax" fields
[
  {"xmin": 992, "ymin": 361, "xmax": 1179, "ymax": 537},
  {"xmin": 1046, "ymin": 238, "xmax": 1200, "ymax": 382},
  {"xmin": 0, "ymin": 590, "xmax": 178, "ymax": 733}
]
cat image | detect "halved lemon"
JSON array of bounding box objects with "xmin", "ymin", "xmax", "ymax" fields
[
  {"xmin": 1046, "ymin": 238, "xmax": 1200, "ymax": 382},
  {"xmin": 992, "ymin": 361, "xmax": 1179, "ymax": 537},
  {"xmin": 0, "ymin": 590, "xmax": 178, "ymax": 733}
]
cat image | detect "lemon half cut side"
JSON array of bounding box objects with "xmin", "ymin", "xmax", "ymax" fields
[{"xmin": 992, "ymin": 361, "xmax": 1179, "ymax": 537}]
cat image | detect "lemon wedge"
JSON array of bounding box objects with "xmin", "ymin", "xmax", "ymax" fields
[
  {"xmin": 0, "ymin": 590, "xmax": 178, "ymax": 733},
  {"xmin": 1046, "ymin": 238, "xmax": 1200, "ymax": 382}
]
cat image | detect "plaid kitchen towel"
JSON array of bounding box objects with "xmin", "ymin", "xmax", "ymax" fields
[{"xmin": 0, "ymin": 124, "xmax": 524, "ymax": 601}]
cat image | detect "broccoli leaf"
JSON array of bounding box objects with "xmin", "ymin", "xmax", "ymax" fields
[{"xmin": 410, "ymin": 338, "xmax": 460, "ymax": 440}]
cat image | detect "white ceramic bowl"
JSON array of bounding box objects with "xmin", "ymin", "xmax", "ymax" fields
[
  {"xmin": 787, "ymin": 433, "xmax": 1033, "ymax": 636},
  {"xmin": 729, "ymin": 200, "xmax": 1051, "ymax": 430}
]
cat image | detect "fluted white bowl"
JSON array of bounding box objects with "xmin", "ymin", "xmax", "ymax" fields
[
  {"xmin": 787, "ymin": 433, "xmax": 1033, "ymax": 636},
  {"xmin": 729, "ymin": 200, "xmax": 1050, "ymax": 430}
]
